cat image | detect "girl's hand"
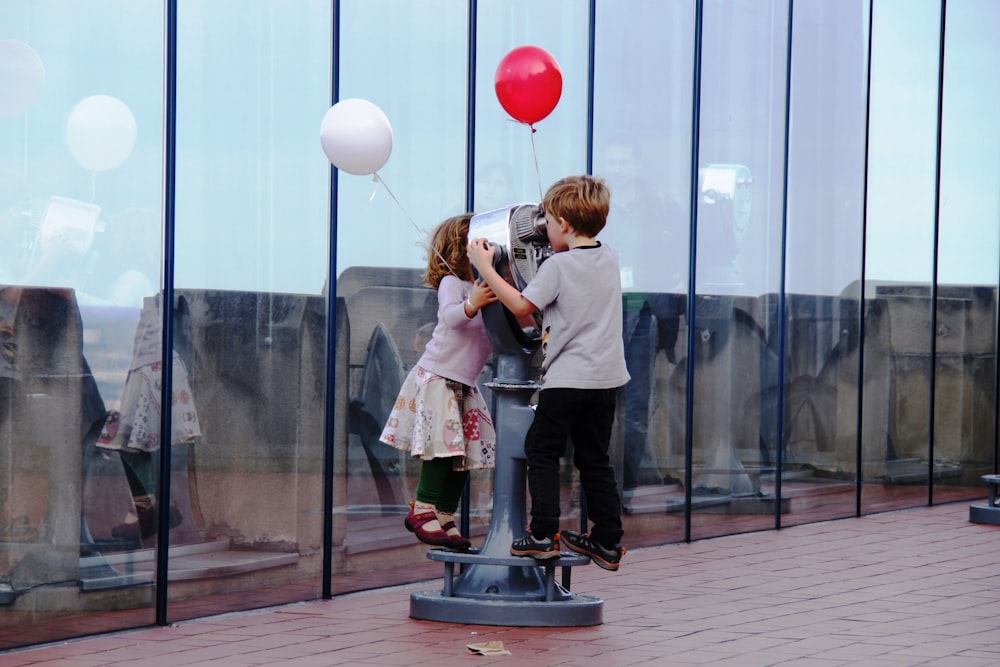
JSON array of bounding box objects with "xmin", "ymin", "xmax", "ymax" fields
[
  {"xmin": 465, "ymin": 278, "xmax": 497, "ymax": 317},
  {"xmin": 469, "ymin": 278, "xmax": 498, "ymax": 311}
]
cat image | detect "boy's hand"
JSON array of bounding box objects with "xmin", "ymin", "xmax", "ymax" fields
[{"xmin": 468, "ymin": 237, "xmax": 496, "ymax": 274}]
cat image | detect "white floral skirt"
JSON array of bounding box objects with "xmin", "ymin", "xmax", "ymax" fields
[
  {"xmin": 96, "ymin": 351, "xmax": 201, "ymax": 454},
  {"xmin": 379, "ymin": 365, "xmax": 496, "ymax": 470}
]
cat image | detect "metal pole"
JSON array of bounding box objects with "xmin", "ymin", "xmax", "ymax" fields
[
  {"xmin": 321, "ymin": 0, "xmax": 341, "ymax": 600},
  {"xmin": 155, "ymin": 0, "xmax": 178, "ymax": 626}
]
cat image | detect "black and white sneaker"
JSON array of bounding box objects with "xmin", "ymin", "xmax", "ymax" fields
[
  {"xmin": 510, "ymin": 532, "xmax": 560, "ymax": 560},
  {"xmin": 561, "ymin": 529, "xmax": 625, "ymax": 571}
]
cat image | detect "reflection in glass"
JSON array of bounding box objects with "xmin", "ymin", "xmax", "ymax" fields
[
  {"xmin": 333, "ymin": 0, "xmax": 472, "ymax": 594},
  {"xmin": 689, "ymin": 0, "xmax": 789, "ymax": 540},
  {"xmin": 1, "ymin": 0, "xmax": 999, "ymax": 652},
  {"xmin": 475, "ymin": 0, "xmax": 588, "ymax": 204},
  {"xmin": 1, "ymin": 0, "xmax": 164, "ymax": 645},
  {"xmin": 930, "ymin": 0, "xmax": 1000, "ymax": 502},
  {"xmin": 593, "ymin": 0, "xmax": 692, "ymax": 547},
  {"xmin": 165, "ymin": 0, "xmax": 332, "ymax": 621},
  {"xmin": 778, "ymin": 0, "xmax": 868, "ymax": 526},
  {"xmin": 862, "ymin": 0, "xmax": 939, "ymax": 513}
]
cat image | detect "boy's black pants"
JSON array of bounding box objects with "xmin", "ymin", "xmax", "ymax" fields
[{"xmin": 525, "ymin": 386, "xmax": 624, "ymax": 548}]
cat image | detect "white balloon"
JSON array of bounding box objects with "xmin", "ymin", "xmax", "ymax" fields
[
  {"xmin": 319, "ymin": 98, "xmax": 393, "ymax": 175},
  {"xmin": 0, "ymin": 40, "xmax": 45, "ymax": 117},
  {"xmin": 66, "ymin": 95, "xmax": 137, "ymax": 172}
]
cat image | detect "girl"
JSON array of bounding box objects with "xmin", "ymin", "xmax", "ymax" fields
[
  {"xmin": 97, "ymin": 294, "xmax": 201, "ymax": 541},
  {"xmin": 380, "ymin": 213, "xmax": 498, "ymax": 549}
]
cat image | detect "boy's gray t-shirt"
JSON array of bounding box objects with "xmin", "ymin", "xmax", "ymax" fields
[{"xmin": 521, "ymin": 241, "xmax": 631, "ymax": 390}]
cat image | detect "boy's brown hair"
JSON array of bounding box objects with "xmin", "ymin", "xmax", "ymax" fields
[
  {"xmin": 541, "ymin": 174, "xmax": 610, "ymax": 238},
  {"xmin": 424, "ymin": 213, "xmax": 473, "ymax": 289}
]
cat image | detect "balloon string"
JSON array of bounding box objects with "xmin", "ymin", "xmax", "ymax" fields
[
  {"xmin": 529, "ymin": 124, "xmax": 543, "ymax": 201},
  {"xmin": 373, "ymin": 172, "xmax": 423, "ymax": 234},
  {"xmin": 90, "ymin": 172, "xmax": 97, "ymax": 202},
  {"xmin": 372, "ymin": 172, "xmax": 459, "ymax": 279}
]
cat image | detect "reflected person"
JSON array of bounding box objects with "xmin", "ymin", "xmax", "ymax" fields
[
  {"xmin": 96, "ymin": 294, "xmax": 201, "ymax": 542},
  {"xmin": 597, "ymin": 135, "xmax": 686, "ymax": 492}
]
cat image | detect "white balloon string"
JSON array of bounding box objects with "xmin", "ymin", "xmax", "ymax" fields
[
  {"xmin": 372, "ymin": 172, "xmax": 459, "ymax": 278},
  {"xmin": 90, "ymin": 171, "xmax": 97, "ymax": 202},
  {"xmin": 529, "ymin": 124, "xmax": 543, "ymax": 201},
  {"xmin": 369, "ymin": 174, "xmax": 378, "ymax": 202}
]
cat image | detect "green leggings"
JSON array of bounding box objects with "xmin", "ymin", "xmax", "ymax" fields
[
  {"xmin": 119, "ymin": 450, "xmax": 156, "ymax": 498},
  {"xmin": 415, "ymin": 457, "xmax": 469, "ymax": 514}
]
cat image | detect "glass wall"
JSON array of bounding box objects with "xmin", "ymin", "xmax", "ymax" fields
[
  {"xmin": 1, "ymin": 0, "xmax": 165, "ymax": 644},
  {"xmin": 166, "ymin": 0, "xmax": 332, "ymax": 622},
  {"xmin": 475, "ymin": 0, "xmax": 588, "ymax": 199},
  {"xmin": 931, "ymin": 0, "xmax": 1000, "ymax": 503},
  {"xmin": 1, "ymin": 0, "xmax": 998, "ymax": 650},
  {"xmin": 592, "ymin": 0, "xmax": 693, "ymax": 546},
  {"xmin": 332, "ymin": 0, "xmax": 470, "ymax": 594},
  {"xmin": 863, "ymin": 0, "xmax": 944, "ymax": 512},
  {"xmin": 0, "ymin": 0, "xmax": 334, "ymax": 643},
  {"xmin": 779, "ymin": 0, "xmax": 868, "ymax": 527},
  {"xmin": 689, "ymin": 0, "xmax": 791, "ymax": 540}
]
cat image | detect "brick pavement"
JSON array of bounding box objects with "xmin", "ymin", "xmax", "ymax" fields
[{"xmin": 2, "ymin": 501, "xmax": 999, "ymax": 666}]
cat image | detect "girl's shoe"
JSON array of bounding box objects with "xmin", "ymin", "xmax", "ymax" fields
[
  {"xmin": 439, "ymin": 521, "xmax": 471, "ymax": 550},
  {"xmin": 111, "ymin": 500, "xmax": 183, "ymax": 541},
  {"xmin": 404, "ymin": 503, "xmax": 452, "ymax": 547}
]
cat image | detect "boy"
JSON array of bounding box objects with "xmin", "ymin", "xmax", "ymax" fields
[{"xmin": 468, "ymin": 174, "xmax": 630, "ymax": 571}]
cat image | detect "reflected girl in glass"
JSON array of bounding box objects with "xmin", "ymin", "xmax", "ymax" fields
[{"xmin": 97, "ymin": 295, "xmax": 200, "ymax": 542}]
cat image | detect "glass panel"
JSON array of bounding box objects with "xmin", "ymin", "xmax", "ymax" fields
[
  {"xmin": 779, "ymin": 0, "xmax": 868, "ymax": 526},
  {"xmin": 3, "ymin": 0, "xmax": 998, "ymax": 651},
  {"xmin": 166, "ymin": 0, "xmax": 331, "ymax": 621},
  {"xmin": 475, "ymin": 1, "xmax": 588, "ymax": 205},
  {"xmin": 332, "ymin": 0, "xmax": 591, "ymax": 594},
  {"xmin": 472, "ymin": 0, "xmax": 590, "ymax": 558},
  {"xmin": 690, "ymin": 0, "xmax": 789, "ymax": 540},
  {"xmin": 332, "ymin": 0, "xmax": 470, "ymax": 595},
  {"xmin": 862, "ymin": 0, "xmax": 940, "ymax": 512},
  {"xmin": 1, "ymin": 0, "xmax": 162, "ymax": 648},
  {"xmin": 592, "ymin": 0, "xmax": 693, "ymax": 547},
  {"xmin": 932, "ymin": 0, "xmax": 1000, "ymax": 501}
]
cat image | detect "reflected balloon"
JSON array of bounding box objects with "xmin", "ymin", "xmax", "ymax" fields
[
  {"xmin": 494, "ymin": 45, "xmax": 562, "ymax": 126},
  {"xmin": 319, "ymin": 98, "xmax": 393, "ymax": 175},
  {"xmin": 66, "ymin": 95, "xmax": 137, "ymax": 172},
  {"xmin": 0, "ymin": 40, "xmax": 45, "ymax": 117}
]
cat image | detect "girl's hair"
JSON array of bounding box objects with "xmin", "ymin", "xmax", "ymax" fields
[{"xmin": 424, "ymin": 213, "xmax": 473, "ymax": 289}]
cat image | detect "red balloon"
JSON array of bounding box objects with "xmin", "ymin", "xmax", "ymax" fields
[{"xmin": 494, "ymin": 45, "xmax": 563, "ymax": 126}]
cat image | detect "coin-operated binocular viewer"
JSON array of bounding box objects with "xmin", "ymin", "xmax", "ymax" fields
[{"xmin": 409, "ymin": 203, "xmax": 603, "ymax": 627}]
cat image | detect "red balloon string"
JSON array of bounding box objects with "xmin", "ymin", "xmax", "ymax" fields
[{"xmin": 529, "ymin": 125, "xmax": 543, "ymax": 201}]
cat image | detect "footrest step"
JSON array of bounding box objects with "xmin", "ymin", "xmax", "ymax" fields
[{"xmin": 426, "ymin": 548, "xmax": 590, "ymax": 568}]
